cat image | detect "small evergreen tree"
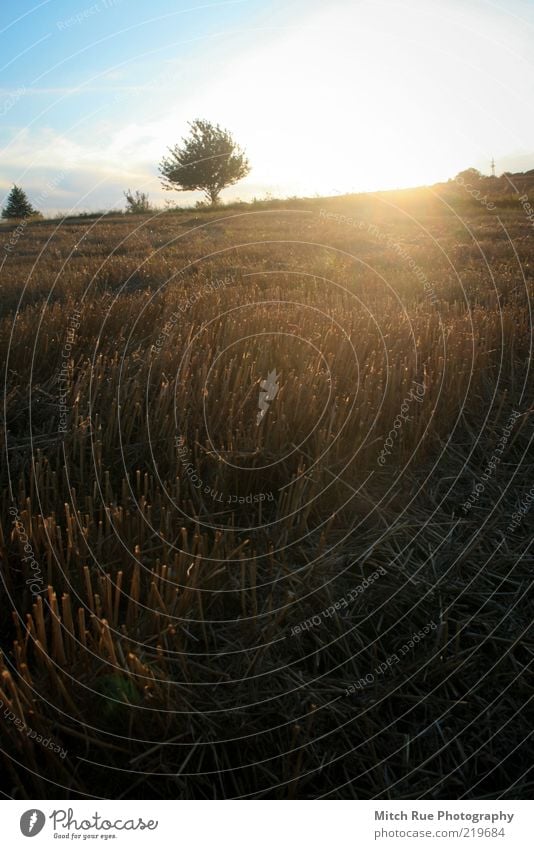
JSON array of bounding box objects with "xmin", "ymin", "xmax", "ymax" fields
[
  {"xmin": 2, "ymin": 185, "xmax": 39, "ymax": 219},
  {"xmin": 159, "ymin": 119, "xmax": 250, "ymax": 205},
  {"xmin": 124, "ymin": 188, "xmax": 151, "ymax": 213}
]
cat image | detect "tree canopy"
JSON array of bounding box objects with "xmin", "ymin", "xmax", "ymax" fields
[
  {"xmin": 455, "ymin": 168, "xmax": 484, "ymax": 183},
  {"xmin": 159, "ymin": 119, "xmax": 251, "ymax": 205}
]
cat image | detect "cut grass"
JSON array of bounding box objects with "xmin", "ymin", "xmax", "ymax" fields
[{"xmin": 0, "ymin": 189, "xmax": 533, "ymax": 798}]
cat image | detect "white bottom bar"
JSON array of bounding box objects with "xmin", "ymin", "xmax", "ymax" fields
[{"xmin": 3, "ymin": 800, "xmax": 532, "ymax": 848}]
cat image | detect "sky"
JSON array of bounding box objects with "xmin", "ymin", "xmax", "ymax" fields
[{"xmin": 1, "ymin": 0, "xmax": 533, "ymax": 213}]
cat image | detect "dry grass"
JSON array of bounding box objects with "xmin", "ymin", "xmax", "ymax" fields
[{"xmin": 0, "ymin": 188, "xmax": 532, "ymax": 799}]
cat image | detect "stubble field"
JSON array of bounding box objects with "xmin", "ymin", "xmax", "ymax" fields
[{"xmin": 0, "ymin": 188, "xmax": 532, "ymax": 799}]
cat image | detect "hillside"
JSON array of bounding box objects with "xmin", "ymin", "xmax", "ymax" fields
[{"xmin": 0, "ymin": 193, "xmax": 532, "ymax": 800}]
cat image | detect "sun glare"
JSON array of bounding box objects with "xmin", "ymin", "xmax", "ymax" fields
[{"xmin": 179, "ymin": 0, "xmax": 530, "ymax": 196}]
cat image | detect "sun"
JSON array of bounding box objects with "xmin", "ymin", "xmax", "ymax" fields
[{"xmin": 185, "ymin": 0, "xmax": 522, "ymax": 196}]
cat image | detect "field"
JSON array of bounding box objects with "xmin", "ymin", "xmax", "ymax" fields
[{"xmin": 0, "ymin": 187, "xmax": 532, "ymax": 799}]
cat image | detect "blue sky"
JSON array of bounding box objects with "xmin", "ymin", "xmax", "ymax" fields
[{"xmin": 1, "ymin": 0, "xmax": 533, "ymax": 213}]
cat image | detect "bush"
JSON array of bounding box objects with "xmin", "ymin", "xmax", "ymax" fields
[{"xmin": 124, "ymin": 189, "xmax": 151, "ymax": 214}]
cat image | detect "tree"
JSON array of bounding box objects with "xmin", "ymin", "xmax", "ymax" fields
[
  {"xmin": 2, "ymin": 185, "xmax": 39, "ymax": 219},
  {"xmin": 454, "ymin": 168, "xmax": 483, "ymax": 183},
  {"xmin": 124, "ymin": 188, "xmax": 151, "ymax": 213},
  {"xmin": 159, "ymin": 119, "xmax": 251, "ymax": 205}
]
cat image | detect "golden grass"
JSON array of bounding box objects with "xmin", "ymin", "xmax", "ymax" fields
[{"xmin": 0, "ymin": 190, "xmax": 532, "ymax": 799}]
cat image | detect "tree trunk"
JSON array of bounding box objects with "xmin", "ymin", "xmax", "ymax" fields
[{"xmin": 206, "ymin": 187, "xmax": 220, "ymax": 206}]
